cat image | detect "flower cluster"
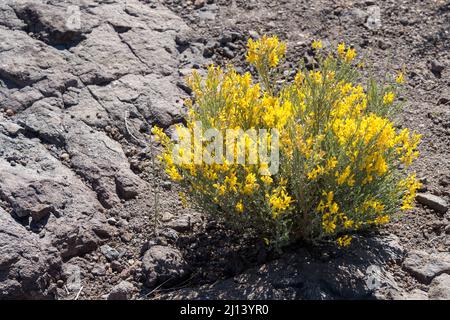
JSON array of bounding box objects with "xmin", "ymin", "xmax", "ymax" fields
[
  {"xmin": 246, "ymin": 35, "xmax": 287, "ymax": 69},
  {"xmin": 152, "ymin": 36, "xmax": 421, "ymax": 249}
]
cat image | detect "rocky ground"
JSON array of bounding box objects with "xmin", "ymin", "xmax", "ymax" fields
[{"xmin": 0, "ymin": 0, "xmax": 449, "ymax": 300}]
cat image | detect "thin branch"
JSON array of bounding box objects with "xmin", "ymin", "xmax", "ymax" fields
[
  {"xmin": 124, "ymin": 110, "xmax": 146, "ymax": 146},
  {"xmin": 74, "ymin": 286, "xmax": 84, "ymax": 300},
  {"xmin": 145, "ymin": 277, "xmax": 174, "ymax": 297},
  {"xmin": 123, "ymin": 109, "xmax": 161, "ymax": 235}
]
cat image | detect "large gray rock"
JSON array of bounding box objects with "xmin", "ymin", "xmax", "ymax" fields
[
  {"xmin": 14, "ymin": 98, "xmax": 146, "ymax": 209},
  {"xmin": 0, "ymin": 0, "xmax": 191, "ymax": 298},
  {"xmin": 142, "ymin": 245, "xmax": 189, "ymax": 288},
  {"xmin": 416, "ymin": 193, "xmax": 448, "ymax": 214},
  {"xmin": 403, "ymin": 250, "xmax": 450, "ymax": 283},
  {"xmin": 13, "ymin": 2, "xmax": 86, "ymax": 45},
  {"xmin": 0, "ymin": 28, "xmax": 71, "ymax": 90},
  {"xmin": 70, "ymin": 23, "xmax": 146, "ymax": 85},
  {"xmin": 394, "ymin": 289, "xmax": 429, "ymax": 300},
  {"xmin": 428, "ymin": 273, "xmax": 450, "ymax": 300},
  {"xmin": 0, "ymin": 117, "xmax": 110, "ymax": 259},
  {"xmin": 100, "ymin": 244, "xmax": 120, "ymax": 262},
  {"xmin": 0, "ymin": 119, "xmax": 98, "ymax": 221},
  {"xmin": 107, "ymin": 281, "xmax": 135, "ymax": 300},
  {"xmin": 0, "ymin": 3, "xmax": 26, "ymax": 30},
  {"xmin": 0, "ymin": 208, "xmax": 61, "ymax": 299},
  {"xmin": 86, "ymin": 73, "xmax": 185, "ymax": 130}
]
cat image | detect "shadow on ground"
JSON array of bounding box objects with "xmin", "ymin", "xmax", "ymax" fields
[{"xmin": 153, "ymin": 229, "xmax": 404, "ymax": 300}]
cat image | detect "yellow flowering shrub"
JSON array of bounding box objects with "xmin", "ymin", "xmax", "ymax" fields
[{"xmin": 152, "ymin": 36, "xmax": 421, "ymax": 250}]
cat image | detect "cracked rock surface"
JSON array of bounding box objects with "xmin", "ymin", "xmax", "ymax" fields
[{"xmin": 0, "ymin": 0, "xmax": 196, "ymax": 299}]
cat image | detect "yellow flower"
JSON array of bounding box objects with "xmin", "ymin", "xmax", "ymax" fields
[
  {"xmin": 323, "ymin": 218, "xmax": 337, "ymax": 234},
  {"xmin": 236, "ymin": 200, "xmax": 244, "ymax": 213},
  {"xmin": 213, "ymin": 183, "xmax": 226, "ymax": 196},
  {"xmin": 152, "ymin": 126, "xmax": 169, "ymax": 145},
  {"xmin": 362, "ymin": 199, "xmax": 385, "ymax": 216},
  {"xmin": 343, "ymin": 219, "xmax": 354, "ymax": 229},
  {"xmin": 395, "ymin": 71, "xmax": 405, "ymax": 84},
  {"xmin": 152, "ymin": 126, "xmax": 164, "ymax": 137},
  {"xmin": 327, "ymin": 157, "xmax": 338, "ymax": 169},
  {"xmin": 225, "ymin": 172, "xmax": 239, "ymax": 193},
  {"xmin": 383, "ymin": 91, "xmax": 395, "ymax": 105},
  {"xmin": 336, "ymin": 165, "xmax": 351, "ymax": 185},
  {"xmin": 337, "ymin": 235, "xmax": 352, "ymax": 247},
  {"xmin": 246, "ymin": 35, "xmax": 287, "ymax": 69},
  {"xmin": 261, "ymin": 95, "xmax": 293, "ymax": 129},
  {"xmin": 395, "ymin": 129, "xmax": 421, "ymax": 167},
  {"xmin": 309, "ymin": 70, "xmax": 322, "ymax": 84},
  {"xmin": 260, "ymin": 175, "xmax": 273, "ymax": 185},
  {"xmin": 245, "ymin": 172, "xmax": 257, "ymax": 184},
  {"xmin": 259, "ymin": 162, "xmax": 271, "ymax": 175},
  {"xmin": 399, "ymin": 174, "xmax": 422, "ymax": 210},
  {"xmin": 374, "ymin": 215, "xmax": 390, "ymax": 225},
  {"xmin": 330, "ymin": 202, "xmax": 339, "ymax": 214},
  {"xmin": 294, "ymin": 71, "xmax": 304, "ymax": 85},
  {"xmin": 344, "ymin": 47, "xmax": 356, "ymax": 63},
  {"xmin": 337, "ymin": 42, "xmax": 346, "ymax": 57},
  {"xmin": 307, "ymin": 165, "xmax": 324, "ymax": 180},
  {"xmin": 326, "ymin": 191, "xmax": 334, "ymax": 204},
  {"xmin": 166, "ymin": 166, "xmax": 182, "ymax": 181},
  {"xmin": 243, "ymin": 173, "xmax": 259, "ymax": 195},
  {"xmin": 269, "ymin": 188, "xmax": 293, "ymax": 217},
  {"xmin": 312, "ymin": 39, "xmax": 322, "ymax": 50}
]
